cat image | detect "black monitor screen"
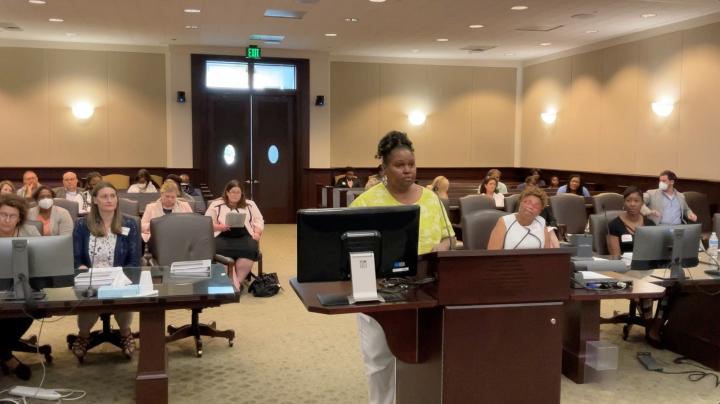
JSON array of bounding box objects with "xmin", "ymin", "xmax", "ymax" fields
[
  {"xmin": 631, "ymin": 224, "xmax": 701, "ymax": 270},
  {"xmin": 0, "ymin": 234, "xmax": 75, "ymax": 290},
  {"xmin": 297, "ymin": 205, "xmax": 420, "ymax": 282}
]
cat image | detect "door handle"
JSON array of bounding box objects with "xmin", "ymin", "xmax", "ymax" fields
[
  {"xmin": 253, "ymin": 180, "xmax": 260, "ymax": 184},
  {"xmin": 244, "ymin": 180, "xmax": 251, "ymax": 184}
]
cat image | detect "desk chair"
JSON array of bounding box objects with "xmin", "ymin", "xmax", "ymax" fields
[
  {"xmin": 149, "ymin": 213, "xmax": 235, "ymax": 357},
  {"xmin": 714, "ymin": 213, "xmax": 720, "ymax": 236},
  {"xmin": 684, "ymin": 191, "xmax": 712, "ymax": 238},
  {"xmin": 119, "ymin": 198, "xmax": 139, "ymax": 217},
  {"xmin": 150, "ymin": 174, "xmax": 164, "ymax": 188},
  {"xmin": 504, "ymin": 194, "xmax": 520, "ymax": 213},
  {"xmin": 459, "ymin": 195, "xmax": 496, "ymax": 217},
  {"xmin": 588, "ymin": 211, "xmax": 622, "ymax": 255},
  {"xmin": 462, "ymin": 210, "xmax": 506, "ymax": 250},
  {"xmin": 53, "ymin": 198, "xmax": 79, "ymax": 222},
  {"xmin": 592, "ymin": 193, "xmax": 623, "ymax": 214},
  {"xmin": 25, "ymin": 220, "xmax": 43, "ymax": 234},
  {"xmin": 66, "ymin": 214, "xmax": 142, "ymax": 362},
  {"xmin": 103, "ymin": 174, "xmax": 130, "ymax": 190},
  {"xmin": 550, "ymin": 194, "xmax": 587, "ymax": 235}
]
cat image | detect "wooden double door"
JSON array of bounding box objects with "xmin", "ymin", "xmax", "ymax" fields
[{"xmin": 204, "ymin": 93, "xmax": 296, "ymax": 223}]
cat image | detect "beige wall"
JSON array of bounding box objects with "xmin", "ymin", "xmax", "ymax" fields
[
  {"xmin": 167, "ymin": 45, "xmax": 331, "ymax": 168},
  {"xmin": 521, "ymin": 22, "xmax": 720, "ymax": 181},
  {"xmin": 0, "ymin": 47, "xmax": 166, "ymax": 167},
  {"xmin": 330, "ymin": 62, "xmax": 517, "ymax": 167}
]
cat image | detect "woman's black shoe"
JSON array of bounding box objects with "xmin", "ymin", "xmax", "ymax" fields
[{"xmin": 2, "ymin": 357, "xmax": 32, "ymax": 380}]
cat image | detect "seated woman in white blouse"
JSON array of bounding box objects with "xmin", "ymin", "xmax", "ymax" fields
[
  {"xmin": 127, "ymin": 169, "xmax": 158, "ymax": 193},
  {"xmin": 205, "ymin": 180, "xmax": 264, "ymax": 290},
  {"xmin": 487, "ymin": 188, "xmax": 559, "ymax": 250},
  {"xmin": 478, "ymin": 176, "xmax": 504, "ymax": 209}
]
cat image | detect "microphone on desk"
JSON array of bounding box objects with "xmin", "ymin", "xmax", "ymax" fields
[{"xmin": 83, "ymin": 240, "xmax": 98, "ymax": 298}]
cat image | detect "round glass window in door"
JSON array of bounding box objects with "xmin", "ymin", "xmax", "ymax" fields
[
  {"xmin": 268, "ymin": 145, "xmax": 279, "ymax": 164},
  {"xmin": 223, "ymin": 144, "xmax": 236, "ymax": 165}
]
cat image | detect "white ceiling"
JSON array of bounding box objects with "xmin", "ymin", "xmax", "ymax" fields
[{"xmin": 1, "ymin": 0, "xmax": 720, "ymax": 61}]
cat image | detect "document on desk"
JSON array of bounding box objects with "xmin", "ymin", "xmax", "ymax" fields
[
  {"xmin": 170, "ymin": 259, "xmax": 211, "ymax": 277},
  {"xmin": 74, "ymin": 267, "xmax": 131, "ymax": 287}
]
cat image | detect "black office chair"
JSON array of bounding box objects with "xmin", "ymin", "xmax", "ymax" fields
[
  {"xmin": 149, "ymin": 213, "xmax": 236, "ymax": 357},
  {"xmin": 592, "ymin": 193, "xmax": 623, "ymax": 214},
  {"xmin": 504, "ymin": 194, "xmax": 520, "ymax": 213},
  {"xmin": 462, "ymin": 210, "xmax": 506, "ymax": 250},
  {"xmin": 53, "ymin": 198, "xmax": 79, "ymax": 223}
]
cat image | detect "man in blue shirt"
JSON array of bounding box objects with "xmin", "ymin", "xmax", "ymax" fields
[{"xmin": 640, "ymin": 170, "xmax": 696, "ymax": 225}]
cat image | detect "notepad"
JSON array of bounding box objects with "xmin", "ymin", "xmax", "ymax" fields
[{"xmin": 225, "ymin": 212, "xmax": 246, "ymax": 228}]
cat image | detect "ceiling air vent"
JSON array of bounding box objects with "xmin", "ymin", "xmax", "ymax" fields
[
  {"xmin": 460, "ymin": 45, "xmax": 497, "ymax": 53},
  {"xmin": 571, "ymin": 13, "xmax": 597, "ymax": 19},
  {"xmin": 264, "ymin": 9, "xmax": 306, "ymax": 19},
  {"xmin": 249, "ymin": 34, "xmax": 285, "ymax": 43},
  {"xmin": 515, "ymin": 24, "xmax": 564, "ymax": 32},
  {"xmin": 0, "ymin": 22, "xmax": 23, "ymax": 31}
]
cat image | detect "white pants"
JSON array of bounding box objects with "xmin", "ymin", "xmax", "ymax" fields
[{"xmin": 357, "ymin": 313, "xmax": 396, "ymax": 404}]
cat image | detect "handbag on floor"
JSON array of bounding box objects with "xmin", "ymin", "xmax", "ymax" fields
[{"xmin": 249, "ymin": 272, "xmax": 281, "ymax": 297}]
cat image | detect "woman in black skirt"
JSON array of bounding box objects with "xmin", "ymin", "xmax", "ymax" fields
[{"xmin": 205, "ymin": 180, "xmax": 264, "ymax": 290}]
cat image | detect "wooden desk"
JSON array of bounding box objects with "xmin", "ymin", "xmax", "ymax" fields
[
  {"xmin": 0, "ymin": 266, "xmax": 239, "ymax": 404},
  {"xmin": 293, "ymin": 249, "xmax": 572, "ymax": 404},
  {"xmin": 562, "ymin": 275, "xmax": 666, "ymax": 383}
]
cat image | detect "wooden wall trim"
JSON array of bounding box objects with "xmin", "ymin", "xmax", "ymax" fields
[
  {"xmin": 302, "ymin": 167, "xmax": 720, "ymax": 214},
  {"xmin": 0, "ymin": 167, "xmax": 203, "ymax": 190}
]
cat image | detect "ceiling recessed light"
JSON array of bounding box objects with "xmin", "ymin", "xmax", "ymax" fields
[
  {"xmin": 369, "ymin": 0, "xmax": 386, "ymax": 2},
  {"xmin": 469, "ymin": 24, "xmax": 484, "ymax": 29},
  {"xmin": 325, "ymin": 33, "xmax": 337, "ymax": 37},
  {"xmin": 184, "ymin": 8, "xmax": 201, "ymax": 13},
  {"xmin": 642, "ymin": 13, "xmax": 657, "ymax": 18},
  {"xmin": 48, "ymin": 18, "xmax": 63, "ymax": 22},
  {"xmin": 28, "ymin": 0, "xmax": 46, "ymax": 4},
  {"xmin": 511, "ymin": 5, "xmax": 528, "ymax": 11},
  {"xmin": 185, "ymin": 25, "xmax": 199, "ymax": 29},
  {"xmin": 412, "ymin": 49, "xmax": 420, "ymax": 53},
  {"xmin": 65, "ymin": 32, "xmax": 76, "ymax": 36},
  {"xmin": 539, "ymin": 42, "xmax": 552, "ymax": 46},
  {"xmin": 505, "ymin": 52, "xmax": 515, "ymax": 56},
  {"xmin": 344, "ymin": 17, "xmax": 359, "ymax": 22},
  {"xmin": 585, "ymin": 29, "xmax": 598, "ymax": 33},
  {"xmin": 436, "ymin": 38, "xmax": 449, "ymax": 42}
]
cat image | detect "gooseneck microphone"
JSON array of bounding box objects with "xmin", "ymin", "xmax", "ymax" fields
[{"xmin": 82, "ymin": 238, "xmax": 98, "ymax": 298}]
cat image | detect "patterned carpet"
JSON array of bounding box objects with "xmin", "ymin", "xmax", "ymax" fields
[{"xmin": 1, "ymin": 224, "xmax": 718, "ymax": 403}]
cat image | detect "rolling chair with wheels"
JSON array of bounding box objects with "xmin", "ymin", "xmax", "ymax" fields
[{"xmin": 149, "ymin": 213, "xmax": 236, "ymax": 357}]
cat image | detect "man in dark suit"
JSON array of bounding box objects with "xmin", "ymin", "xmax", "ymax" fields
[{"xmin": 336, "ymin": 167, "xmax": 361, "ymax": 188}]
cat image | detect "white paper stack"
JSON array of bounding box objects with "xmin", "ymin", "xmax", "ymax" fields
[
  {"xmin": 170, "ymin": 260, "xmax": 211, "ymax": 277},
  {"xmin": 75, "ymin": 267, "xmax": 132, "ymax": 288}
]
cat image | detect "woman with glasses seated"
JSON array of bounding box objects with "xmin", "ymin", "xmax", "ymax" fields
[
  {"xmin": 71, "ymin": 182, "xmax": 140, "ymax": 361},
  {"xmin": 0, "ymin": 194, "xmax": 41, "ymax": 380},
  {"xmin": 140, "ymin": 180, "xmax": 193, "ymax": 242},
  {"xmin": 487, "ymin": 188, "xmax": 559, "ymax": 250},
  {"xmin": 205, "ymin": 180, "xmax": 264, "ymax": 291},
  {"xmin": 27, "ymin": 186, "xmax": 73, "ymax": 236}
]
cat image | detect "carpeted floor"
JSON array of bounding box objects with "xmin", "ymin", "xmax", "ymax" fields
[{"xmin": 1, "ymin": 224, "xmax": 717, "ymax": 403}]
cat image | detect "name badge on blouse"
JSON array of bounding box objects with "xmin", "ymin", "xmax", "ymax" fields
[
  {"xmin": 621, "ymin": 234, "xmax": 633, "ymax": 243},
  {"xmin": 121, "ymin": 227, "xmax": 130, "ymax": 236}
]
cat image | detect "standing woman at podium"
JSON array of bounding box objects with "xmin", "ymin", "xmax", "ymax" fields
[
  {"xmin": 350, "ymin": 131, "xmax": 454, "ymax": 404},
  {"xmin": 487, "ymin": 188, "xmax": 559, "ymax": 249}
]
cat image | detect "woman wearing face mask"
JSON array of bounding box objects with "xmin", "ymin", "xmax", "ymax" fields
[
  {"xmin": 487, "ymin": 188, "xmax": 559, "ymax": 250},
  {"xmin": 127, "ymin": 169, "xmax": 158, "ymax": 193},
  {"xmin": 27, "ymin": 186, "xmax": 73, "ymax": 236}
]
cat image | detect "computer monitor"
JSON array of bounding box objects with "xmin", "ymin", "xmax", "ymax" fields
[
  {"xmin": 0, "ymin": 234, "xmax": 75, "ymax": 300},
  {"xmin": 297, "ymin": 205, "xmax": 420, "ymax": 283},
  {"xmin": 631, "ymin": 223, "xmax": 701, "ymax": 279}
]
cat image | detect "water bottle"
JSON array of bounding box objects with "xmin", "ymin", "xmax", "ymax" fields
[{"xmin": 709, "ymin": 232, "xmax": 719, "ymax": 263}]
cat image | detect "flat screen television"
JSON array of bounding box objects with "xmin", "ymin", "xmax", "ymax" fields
[{"xmin": 296, "ymin": 205, "xmax": 420, "ymax": 283}]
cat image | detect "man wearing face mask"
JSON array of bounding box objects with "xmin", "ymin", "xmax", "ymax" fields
[
  {"xmin": 27, "ymin": 186, "xmax": 74, "ymax": 236},
  {"xmin": 640, "ymin": 170, "xmax": 697, "ymax": 225}
]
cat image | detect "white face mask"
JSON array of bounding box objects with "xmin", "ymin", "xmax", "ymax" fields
[
  {"xmin": 658, "ymin": 181, "xmax": 669, "ymax": 191},
  {"xmin": 38, "ymin": 198, "xmax": 54, "ymax": 210}
]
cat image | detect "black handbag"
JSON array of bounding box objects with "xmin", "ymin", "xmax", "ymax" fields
[{"xmin": 248, "ymin": 272, "xmax": 281, "ymax": 297}]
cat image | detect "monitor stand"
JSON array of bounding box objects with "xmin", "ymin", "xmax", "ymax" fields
[
  {"xmin": 652, "ymin": 228, "xmax": 687, "ymax": 281},
  {"xmin": 347, "ymin": 251, "xmax": 384, "ymax": 304},
  {"xmin": 0, "ymin": 240, "xmax": 47, "ymax": 301}
]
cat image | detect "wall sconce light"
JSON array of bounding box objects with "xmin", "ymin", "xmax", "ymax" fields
[
  {"xmin": 408, "ymin": 110, "xmax": 426, "ymax": 126},
  {"xmin": 72, "ymin": 102, "xmax": 94, "ymax": 120},
  {"xmin": 540, "ymin": 109, "xmax": 557, "ymax": 124},
  {"xmin": 651, "ymin": 99, "xmax": 674, "ymax": 117}
]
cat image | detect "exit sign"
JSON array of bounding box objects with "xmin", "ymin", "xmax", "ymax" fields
[{"xmin": 246, "ymin": 45, "xmax": 261, "ymax": 59}]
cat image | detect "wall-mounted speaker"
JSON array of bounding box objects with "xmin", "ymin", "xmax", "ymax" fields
[
  {"xmin": 315, "ymin": 95, "xmax": 325, "ymax": 106},
  {"xmin": 177, "ymin": 91, "xmax": 186, "ymax": 103}
]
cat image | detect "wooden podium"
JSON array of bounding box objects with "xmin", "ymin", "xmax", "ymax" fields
[{"xmin": 292, "ymin": 248, "xmax": 572, "ymax": 404}]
